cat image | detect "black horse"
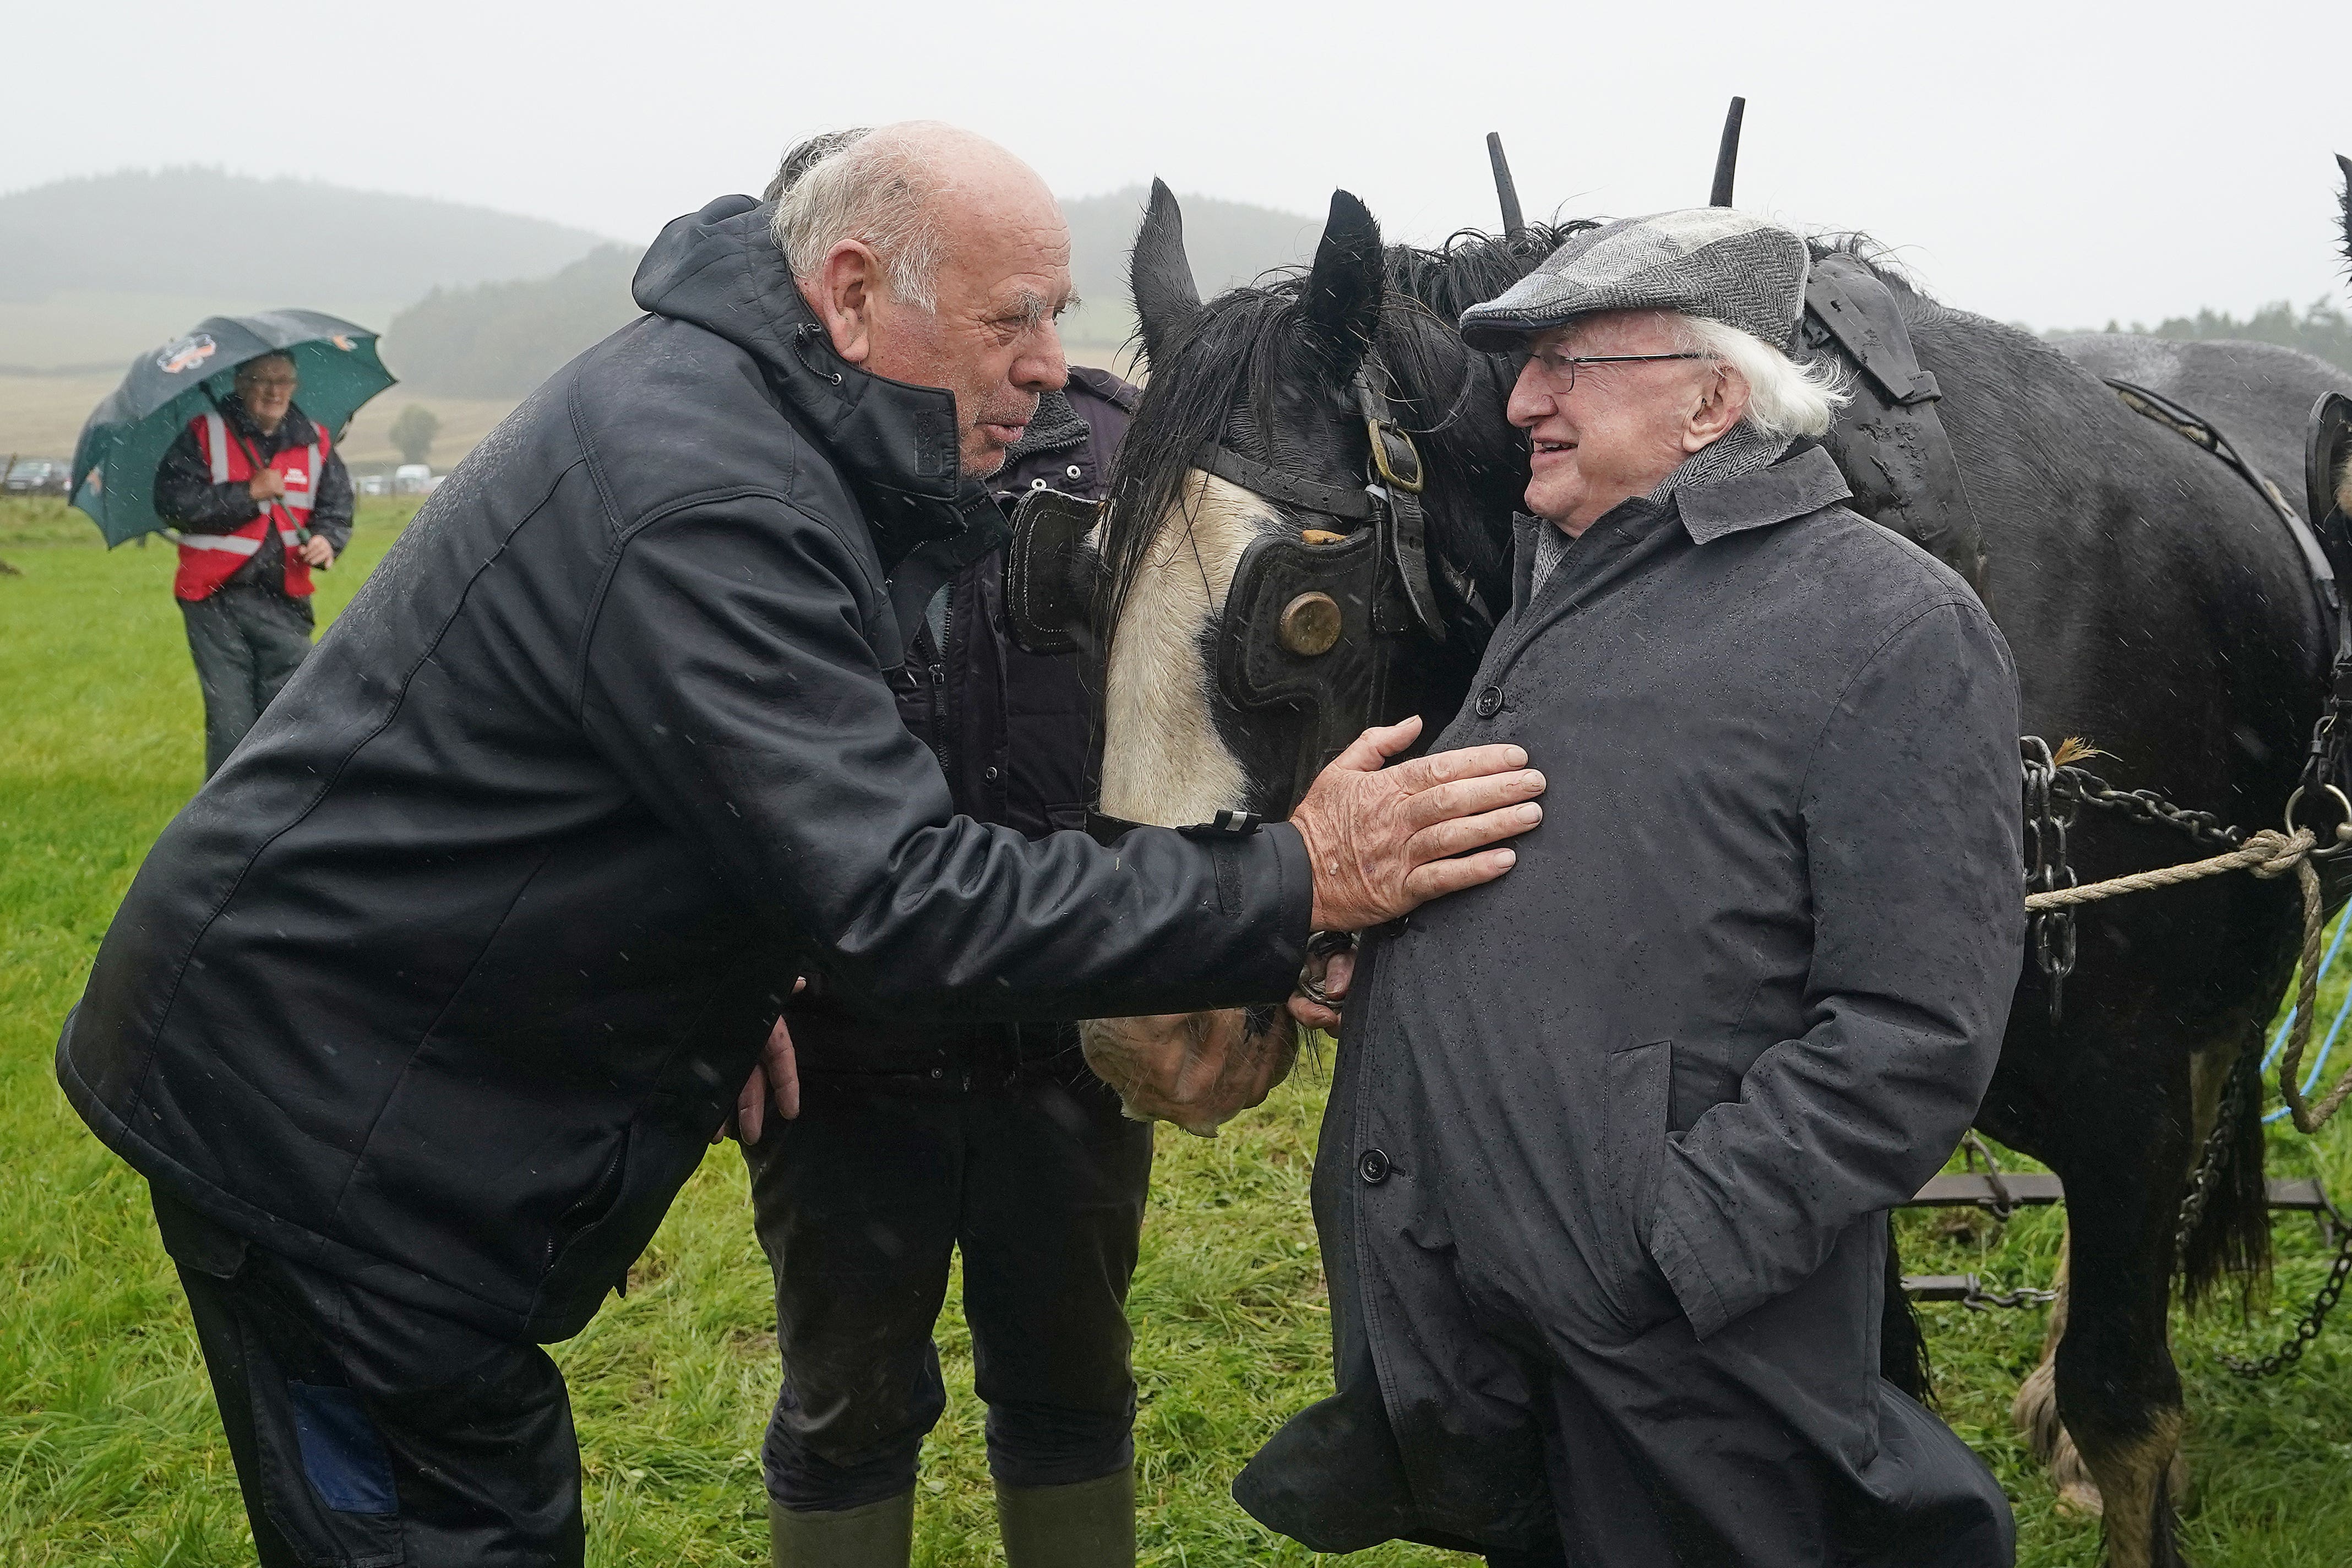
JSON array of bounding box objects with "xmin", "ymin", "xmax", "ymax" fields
[{"xmin": 1080, "ymin": 177, "xmax": 2352, "ymax": 1568}]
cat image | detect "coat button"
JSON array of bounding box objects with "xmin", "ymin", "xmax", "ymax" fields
[
  {"xmin": 983, "ymin": 765, "xmax": 1001, "ymax": 782},
  {"xmin": 1065, "ymin": 464, "xmax": 1084, "ymax": 480},
  {"xmin": 1030, "ymin": 478, "xmax": 1049, "ymax": 491},
  {"xmin": 1358, "ymin": 1148, "xmax": 1391, "ymax": 1185},
  {"xmin": 1474, "ymin": 685, "xmax": 1504, "ymax": 718}
]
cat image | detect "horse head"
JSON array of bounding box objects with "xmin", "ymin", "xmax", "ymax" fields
[
  {"xmin": 1096, "ymin": 181, "xmax": 1539, "ymax": 826},
  {"xmin": 1073, "ymin": 184, "xmax": 1551, "ymax": 1131}
]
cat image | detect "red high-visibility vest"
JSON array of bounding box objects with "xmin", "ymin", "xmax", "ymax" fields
[{"xmin": 171, "ymin": 410, "xmax": 329, "ymax": 601}]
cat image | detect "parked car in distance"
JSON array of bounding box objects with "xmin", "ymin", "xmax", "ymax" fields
[
  {"xmin": 393, "ymin": 464, "xmax": 433, "ymax": 496},
  {"xmin": 356, "ymin": 473, "xmax": 391, "ymax": 497},
  {"xmin": 3, "ymin": 458, "xmax": 72, "ymax": 496}
]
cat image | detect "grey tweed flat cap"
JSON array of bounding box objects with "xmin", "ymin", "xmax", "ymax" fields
[{"xmin": 1458, "ymin": 208, "xmax": 1810, "ymax": 351}]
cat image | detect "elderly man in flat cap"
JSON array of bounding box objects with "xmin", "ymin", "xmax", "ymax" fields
[{"xmin": 1235, "ymin": 210, "xmax": 2026, "ymax": 1567}]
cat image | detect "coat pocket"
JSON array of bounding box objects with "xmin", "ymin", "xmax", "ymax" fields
[
  {"xmin": 1601, "ymin": 1039, "xmax": 1669, "ymax": 1219},
  {"xmin": 1596, "ymin": 1039, "xmax": 1677, "ymax": 1334}
]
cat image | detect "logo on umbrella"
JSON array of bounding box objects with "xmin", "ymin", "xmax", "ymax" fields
[{"xmin": 156, "ymin": 334, "xmax": 218, "ymax": 375}]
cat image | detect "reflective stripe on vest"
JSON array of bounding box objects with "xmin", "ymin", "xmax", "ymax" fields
[
  {"xmin": 174, "ymin": 531, "xmax": 264, "ymax": 554},
  {"xmin": 204, "ymin": 412, "xmax": 232, "ymax": 483}
]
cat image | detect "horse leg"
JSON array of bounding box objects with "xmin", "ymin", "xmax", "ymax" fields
[
  {"xmin": 2043, "ymin": 1068, "xmax": 2197, "ymax": 1568},
  {"xmin": 2011, "ymin": 1240, "xmax": 2103, "ymax": 1517}
]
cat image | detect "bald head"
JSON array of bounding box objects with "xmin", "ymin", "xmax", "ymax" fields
[
  {"xmin": 772, "ymin": 121, "xmax": 1059, "ymax": 310},
  {"xmin": 778, "ymin": 121, "xmax": 1073, "ymax": 476}
]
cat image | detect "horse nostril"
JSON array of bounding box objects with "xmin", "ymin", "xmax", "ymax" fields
[{"xmin": 1279, "ymin": 592, "xmax": 1343, "ymax": 656}]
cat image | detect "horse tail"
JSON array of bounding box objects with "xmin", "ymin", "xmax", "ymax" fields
[
  {"xmin": 2180, "ymin": 1037, "xmax": 2273, "ymax": 1312},
  {"xmin": 1881, "ymin": 1213, "xmax": 1934, "ymax": 1403}
]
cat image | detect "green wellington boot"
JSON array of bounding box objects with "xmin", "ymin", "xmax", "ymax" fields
[
  {"xmin": 994, "ymin": 1467, "xmax": 1136, "ymax": 1568},
  {"xmin": 768, "ymin": 1489, "xmax": 915, "ymax": 1568}
]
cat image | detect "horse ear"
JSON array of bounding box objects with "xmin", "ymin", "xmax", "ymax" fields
[
  {"xmin": 2337, "ymin": 153, "xmax": 2351, "ymax": 273},
  {"xmin": 1130, "ymin": 178, "xmax": 1203, "ymax": 369},
  {"xmin": 1302, "ymin": 190, "xmax": 1384, "ymax": 371}
]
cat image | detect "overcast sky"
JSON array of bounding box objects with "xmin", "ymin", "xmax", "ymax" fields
[{"xmin": 8, "ymin": 0, "xmax": 2347, "ymax": 330}]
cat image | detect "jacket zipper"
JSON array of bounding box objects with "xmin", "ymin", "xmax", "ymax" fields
[
  {"xmin": 548, "ymin": 1138, "xmax": 628, "ymax": 1267},
  {"xmin": 928, "ymin": 591, "xmax": 953, "ymax": 778}
]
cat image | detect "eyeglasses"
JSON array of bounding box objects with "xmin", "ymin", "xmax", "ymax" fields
[{"xmin": 1521, "ymin": 349, "xmax": 1712, "ymax": 395}]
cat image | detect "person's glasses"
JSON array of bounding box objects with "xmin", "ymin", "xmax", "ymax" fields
[{"xmin": 1523, "ymin": 349, "xmax": 1711, "ymax": 395}]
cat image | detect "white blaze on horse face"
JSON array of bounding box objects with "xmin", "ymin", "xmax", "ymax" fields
[{"xmin": 1098, "ymin": 469, "xmax": 1282, "ymax": 826}]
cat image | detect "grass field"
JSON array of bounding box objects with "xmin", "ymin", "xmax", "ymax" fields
[{"xmin": 3, "ymin": 494, "xmax": 2349, "ymax": 1567}]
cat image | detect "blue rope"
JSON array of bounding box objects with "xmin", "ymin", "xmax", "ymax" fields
[{"xmin": 2264, "ymin": 907, "xmax": 2352, "ymax": 1123}]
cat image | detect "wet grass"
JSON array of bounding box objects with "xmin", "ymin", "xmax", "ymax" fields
[{"xmin": 2, "ymin": 493, "xmax": 2348, "ymax": 1565}]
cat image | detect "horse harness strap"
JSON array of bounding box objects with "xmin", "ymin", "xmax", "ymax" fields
[
  {"xmin": 2105, "ymin": 379, "xmax": 2352, "ymax": 815},
  {"xmin": 1191, "ymin": 443, "xmax": 1376, "ymax": 522},
  {"xmin": 1796, "ymin": 252, "xmax": 1989, "ymax": 598},
  {"xmin": 1351, "ymin": 364, "xmax": 1449, "ymax": 643},
  {"xmin": 2104, "ymin": 377, "xmax": 2347, "ymax": 645}
]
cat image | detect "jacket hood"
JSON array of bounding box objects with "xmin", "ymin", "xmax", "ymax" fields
[{"xmin": 634, "ymin": 195, "xmax": 977, "ymax": 550}]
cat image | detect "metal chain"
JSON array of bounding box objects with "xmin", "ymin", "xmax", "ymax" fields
[
  {"xmin": 2050, "ymin": 766, "xmax": 2246, "ymax": 853},
  {"xmin": 2220, "ymin": 1224, "xmax": 2352, "ymax": 1377},
  {"xmin": 2021, "ymin": 739, "xmax": 2080, "ymax": 1021},
  {"xmin": 2006, "ymin": 741, "xmax": 2352, "ymax": 1373},
  {"xmin": 2018, "ymin": 739, "xmax": 2256, "ymax": 1023},
  {"xmin": 1963, "ymin": 1279, "xmax": 2062, "ymax": 1312},
  {"xmin": 2175, "ymin": 1050, "xmax": 2257, "ymax": 1262}
]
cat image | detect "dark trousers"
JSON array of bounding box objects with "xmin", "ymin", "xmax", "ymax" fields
[
  {"xmin": 153, "ymin": 1188, "xmax": 585, "ymax": 1566},
  {"xmin": 180, "ymin": 582, "xmax": 314, "ymax": 777},
  {"xmin": 743, "ymin": 1068, "xmax": 1153, "ymax": 1511}
]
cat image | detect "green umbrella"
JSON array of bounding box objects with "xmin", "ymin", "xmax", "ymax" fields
[{"xmin": 70, "ymin": 310, "xmax": 396, "ymax": 547}]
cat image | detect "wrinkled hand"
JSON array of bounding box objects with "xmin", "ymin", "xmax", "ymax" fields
[
  {"xmin": 1287, "ymin": 942, "xmax": 1356, "ymax": 1035},
  {"xmin": 300, "ymin": 535, "xmax": 334, "ymax": 568},
  {"xmin": 1081, "ymin": 1008, "xmax": 1300, "ymax": 1137},
  {"xmin": 247, "ymin": 470, "xmax": 287, "ymax": 502},
  {"xmin": 716, "ymin": 981, "xmax": 805, "ymax": 1146},
  {"xmin": 1292, "ymin": 716, "xmax": 1544, "ymax": 932}
]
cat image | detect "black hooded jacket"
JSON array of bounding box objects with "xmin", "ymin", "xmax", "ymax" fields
[{"xmin": 55, "ymin": 196, "xmax": 1311, "ymax": 1343}]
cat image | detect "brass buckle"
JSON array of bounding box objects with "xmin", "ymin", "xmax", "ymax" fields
[{"xmin": 1366, "ymin": 418, "xmax": 1425, "ymax": 496}]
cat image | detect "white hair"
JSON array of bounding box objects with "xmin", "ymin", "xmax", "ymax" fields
[
  {"xmin": 770, "ymin": 127, "xmax": 946, "ymax": 312},
  {"xmin": 1668, "ymin": 314, "xmax": 1849, "ymax": 440}
]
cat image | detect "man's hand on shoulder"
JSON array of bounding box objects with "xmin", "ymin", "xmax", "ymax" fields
[{"xmin": 1291, "ymin": 716, "xmax": 1544, "ymax": 932}]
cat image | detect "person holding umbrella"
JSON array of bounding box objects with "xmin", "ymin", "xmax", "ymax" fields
[
  {"xmin": 70, "ymin": 309, "xmax": 393, "ymax": 776},
  {"xmin": 153, "ymin": 350, "xmax": 353, "ymax": 775}
]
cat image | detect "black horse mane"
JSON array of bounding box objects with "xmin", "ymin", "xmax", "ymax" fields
[{"xmin": 1099, "ymin": 221, "xmax": 1588, "ymax": 633}]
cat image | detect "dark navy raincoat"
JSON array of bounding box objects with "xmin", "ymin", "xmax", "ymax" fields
[{"xmin": 1237, "ymin": 444, "xmax": 2025, "ymax": 1566}]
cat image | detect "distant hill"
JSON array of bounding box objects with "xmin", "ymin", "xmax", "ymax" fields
[
  {"xmin": 0, "ymin": 168, "xmax": 1316, "ymax": 390},
  {"xmin": 0, "ymin": 168, "xmax": 614, "ymax": 304},
  {"xmin": 375, "ymin": 185, "xmax": 1321, "ymax": 396},
  {"xmin": 0, "ymin": 168, "xmax": 618, "ymax": 369},
  {"xmin": 1059, "ymin": 186, "xmax": 1321, "ymax": 349},
  {"xmin": 383, "ymin": 246, "xmax": 641, "ymax": 398}
]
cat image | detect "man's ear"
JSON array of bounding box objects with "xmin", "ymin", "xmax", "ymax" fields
[
  {"xmin": 809, "ymin": 241, "xmax": 883, "ymax": 365},
  {"xmin": 1683, "ymin": 366, "xmax": 1747, "ymax": 451}
]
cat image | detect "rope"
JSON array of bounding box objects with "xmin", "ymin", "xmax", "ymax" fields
[
  {"xmin": 2022, "ymin": 827, "xmax": 2315, "ymax": 911},
  {"xmin": 2024, "ymin": 826, "xmax": 2351, "ymax": 1132}
]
